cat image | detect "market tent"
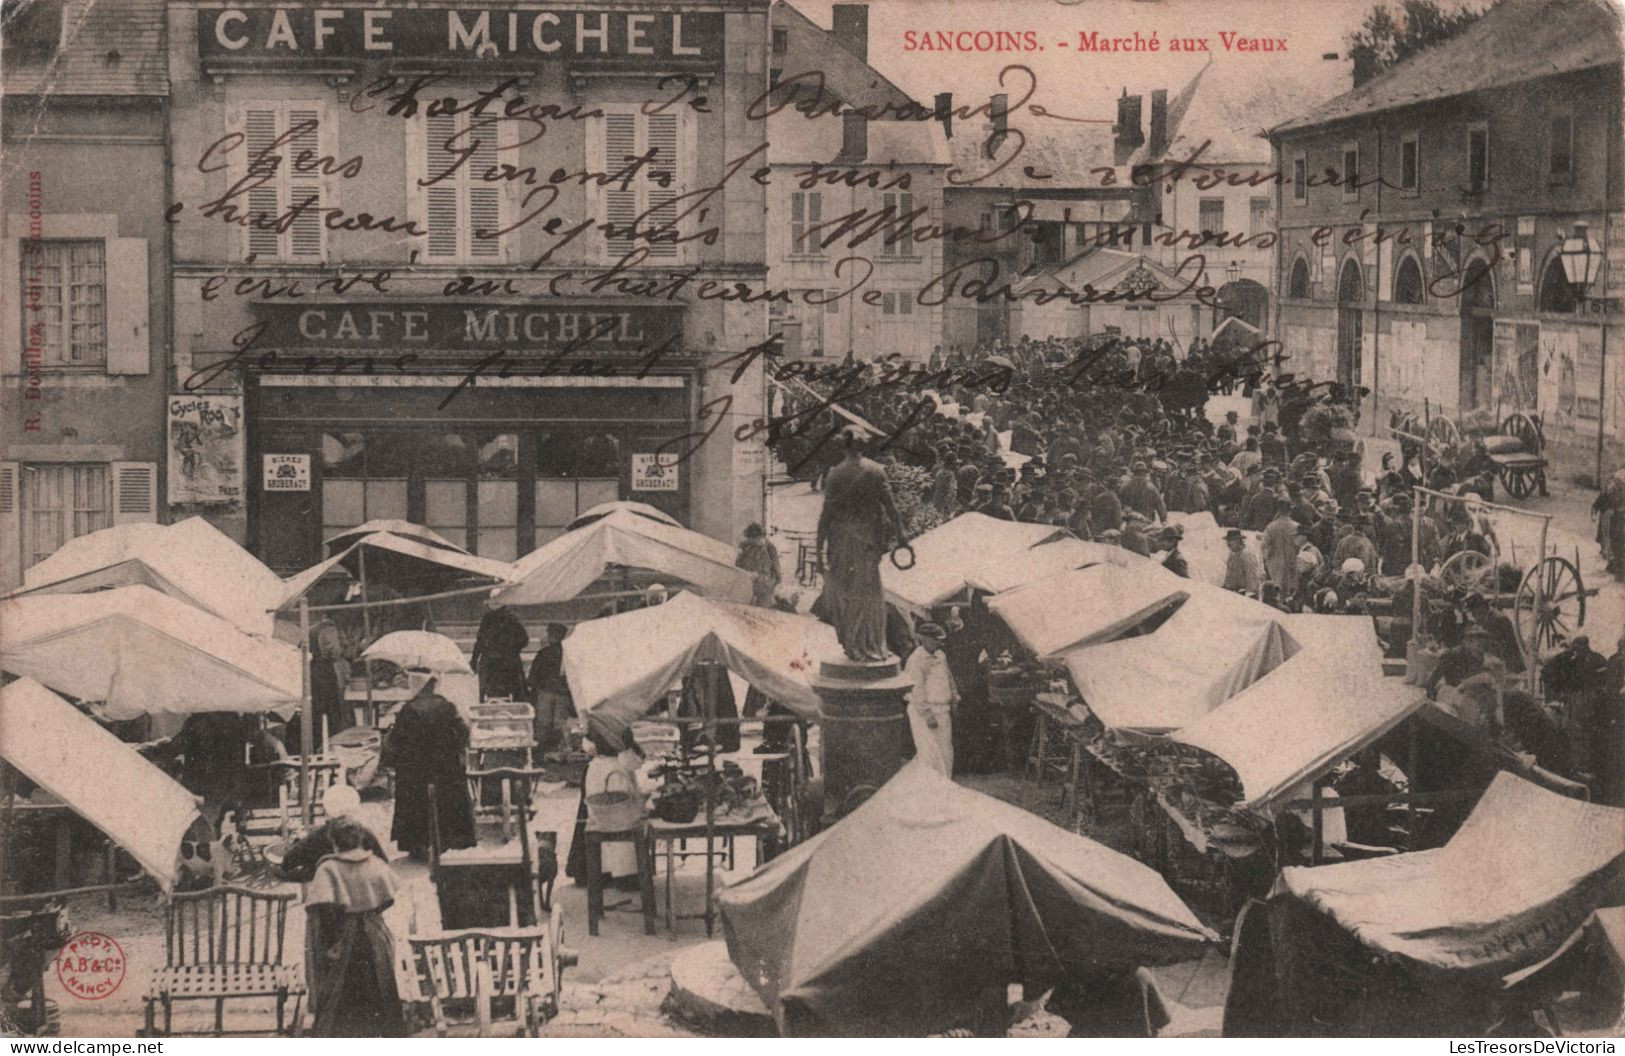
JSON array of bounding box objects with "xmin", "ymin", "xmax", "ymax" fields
[
  {"xmin": 562, "ymin": 591, "xmax": 836, "ymax": 729},
  {"xmin": 1272, "ymin": 772, "xmax": 1625, "ymax": 977},
  {"xmin": 1173, "ymin": 615, "xmax": 1427, "ymax": 813},
  {"xmin": 565, "ymin": 500, "xmax": 681, "ymax": 532},
  {"xmin": 986, "ymin": 563, "xmax": 1189, "ymax": 658},
  {"xmin": 11, "ymin": 517, "xmax": 285, "ymax": 636},
  {"xmin": 971, "ymin": 536, "xmax": 1141, "ymax": 596},
  {"xmin": 1061, "ymin": 582, "xmax": 1296, "ymax": 734},
  {"xmin": 719, "ymin": 761, "xmax": 1215, "ymax": 1036},
  {"xmin": 280, "ymin": 530, "xmax": 513, "ymax": 610},
  {"xmin": 497, "ymin": 508, "xmax": 751, "ymax": 607},
  {"xmin": 0, "ymin": 678, "xmax": 202, "ymax": 891},
  {"xmin": 323, "ymin": 519, "xmax": 463, "ymax": 557},
  {"xmin": 880, "ymin": 513, "xmax": 1072, "ymax": 613},
  {"xmin": 0, "ymin": 585, "xmax": 303, "ymax": 721}
]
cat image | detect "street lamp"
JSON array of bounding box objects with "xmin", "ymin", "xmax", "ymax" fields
[
  {"xmin": 1225, "ymin": 260, "xmax": 1242, "ymax": 286},
  {"xmin": 1559, "ymin": 221, "xmax": 1603, "ymax": 303}
]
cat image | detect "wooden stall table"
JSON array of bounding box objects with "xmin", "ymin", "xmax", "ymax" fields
[
  {"xmin": 647, "ymin": 804, "xmax": 779, "ymax": 937},
  {"xmin": 582, "ymin": 824, "xmax": 657, "ymax": 937},
  {"xmin": 1027, "ymin": 691, "xmax": 1083, "ymax": 788},
  {"xmin": 436, "ymin": 842, "xmax": 538, "ymax": 929}
]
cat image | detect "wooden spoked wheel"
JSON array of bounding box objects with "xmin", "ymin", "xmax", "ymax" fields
[
  {"xmin": 1427, "ymin": 415, "xmax": 1461, "ymax": 451},
  {"xmin": 1439, "ymin": 549, "xmax": 1495, "ymax": 594},
  {"xmin": 1501, "ymin": 464, "xmax": 1543, "ymax": 499},
  {"xmin": 1498, "ymin": 413, "xmax": 1546, "ymax": 499},
  {"xmin": 1513, "ymin": 556, "xmax": 1587, "ymax": 658}
]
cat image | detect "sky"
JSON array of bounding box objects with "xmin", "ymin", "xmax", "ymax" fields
[{"xmin": 784, "ymin": 0, "xmax": 1380, "ymax": 121}]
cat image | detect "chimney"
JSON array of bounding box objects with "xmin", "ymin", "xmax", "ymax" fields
[
  {"xmin": 831, "ymin": 4, "xmax": 867, "ymax": 62},
  {"xmin": 1351, "ymin": 49, "xmax": 1380, "ymax": 88},
  {"xmin": 1149, "ymin": 88, "xmax": 1168, "ymax": 156},
  {"xmin": 934, "ymin": 91, "xmax": 954, "ymax": 139},
  {"xmin": 1114, "ymin": 89, "xmax": 1144, "ymax": 150},
  {"xmin": 838, "ymin": 110, "xmax": 868, "ymax": 163},
  {"xmin": 985, "ymin": 92, "xmax": 1008, "ymax": 159}
]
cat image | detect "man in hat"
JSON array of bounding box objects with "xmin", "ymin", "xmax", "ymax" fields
[
  {"xmin": 903, "ymin": 621, "xmax": 958, "ymax": 777},
  {"xmin": 1426, "ymin": 625, "xmax": 1491, "ymax": 701},
  {"xmin": 1261, "ymin": 501, "xmax": 1301, "ymax": 606},
  {"xmin": 1463, "ymin": 592, "xmax": 1524, "ymax": 675},
  {"xmin": 1120, "ymin": 510, "xmax": 1154, "ymax": 557},
  {"xmin": 983, "ymin": 484, "xmax": 1015, "ymax": 521},
  {"xmin": 1090, "ymin": 479, "xmax": 1124, "ymax": 535},
  {"xmin": 1159, "ymin": 524, "xmax": 1190, "ymax": 578},
  {"xmin": 471, "ymin": 593, "xmax": 529, "ymax": 701},
  {"xmin": 1376, "ymin": 492, "xmax": 1417, "ymax": 576},
  {"xmin": 816, "ymin": 426, "xmax": 908, "ymax": 662},
  {"xmin": 1223, "ymin": 528, "xmax": 1263, "ymax": 597},
  {"xmin": 1118, "ymin": 461, "xmax": 1166, "ymax": 523}
]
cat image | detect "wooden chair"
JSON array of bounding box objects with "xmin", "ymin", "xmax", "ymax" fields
[
  {"xmin": 399, "ymin": 906, "xmax": 575, "ymax": 1037},
  {"xmin": 240, "ymin": 758, "xmax": 342, "ymax": 841},
  {"xmin": 142, "ymin": 886, "xmax": 304, "ymax": 1037}
]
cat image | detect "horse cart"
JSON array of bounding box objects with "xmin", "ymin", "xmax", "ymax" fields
[{"xmin": 1388, "ymin": 409, "xmax": 1549, "ymax": 500}]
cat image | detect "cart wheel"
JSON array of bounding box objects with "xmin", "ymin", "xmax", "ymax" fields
[
  {"xmin": 1427, "ymin": 415, "xmax": 1460, "ymax": 451},
  {"xmin": 1500, "ymin": 412, "xmax": 1543, "ymax": 453},
  {"xmin": 1514, "ymin": 556, "xmax": 1587, "ymax": 659},
  {"xmin": 1439, "ymin": 549, "xmax": 1495, "ymax": 593},
  {"xmin": 1501, "ymin": 465, "xmax": 1540, "ymax": 500}
]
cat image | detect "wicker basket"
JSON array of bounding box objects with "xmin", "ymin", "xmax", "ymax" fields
[{"xmin": 585, "ymin": 768, "xmax": 644, "ymax": 831}]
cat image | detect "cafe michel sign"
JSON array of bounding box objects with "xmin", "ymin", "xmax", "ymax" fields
[{"xmin": 199, "ymin": 7, "xmax": 724, "ymax": 61}]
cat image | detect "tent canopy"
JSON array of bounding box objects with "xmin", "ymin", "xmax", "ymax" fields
[
  {"xmin": 12, "ymin": 518, "xmax": 285, "ymax": 636},
  {"xmin": 562, "ymin": 591, "xmax": 836, "ymax": 729},
  {"xmin": 987, "ymin": 562, "xmax": 1188, "ymax": 658},
  {"xmin": 565, "ymin": 500, "xmax": 681, "ymax": 532},
  {"xmin": 881, "ymin": 513, "xmax": 1075, "ymax": 613},
  {"xmin": 497, "ymin": 508, "xmax": 751, "ymax": 607},
  {"xmin": 0, "ymin": 678, "xmax": 201, "ymax": 891},
  {"xmin": 1274, "ymin": 772, "xmax": 1625, "ymax": 978},
  {"xmin": 1173, "ymin": 615, "xmax": 1427, "ymax": 812},
  {"xmin": 719, "ymin": 761, "xmax": 1214, "ymax": 1036},
  {"xmin": 323, "ymin": 519, "xmax": 463, "ymax": 557},
  {"xmin": 1060, "ymin": 580, "xmax": 1296, "ymax": 733},
  {"xmin": 280, "ymin": 530, "xmax": 512, "ymax": 610},
  {"xmin": 1, "ymin": 585, "xmax": 303, "ymax": 720}
]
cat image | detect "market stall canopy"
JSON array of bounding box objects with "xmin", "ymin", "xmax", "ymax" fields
[
  {"xmin": 719, "ymin": 761, "xmax": 1214, "ymax": 1036},
  {"xmin": 11, "ymin": 517, "xmax": 284, "ymax": 636},
  {"xmin": 361, "ymin": 631, "xmax": 472, "ymax": 674},
  {"xmin": 1061, "ymin": 581, "xmax": 1296, "ymax": 734},
  {"xmin": 880, "ymin": 513, "xmax": 1076, "ymax": 613},
  {"xmin": 565, "ymin": 501, "xmax": 681, "ymax": 532},
  {"xmin": 1273, "ymin": 772, "xmax": 1625, "ymax": 978},
  {"xmin": 1167, "ymin": 512, "xmax": 1262, "ymax": 588},
  {"xmin": 562, "ymin": 591, "xmax": 836, "ymax": 729},
  {"xmin": 0, "ymin": 678, "xmax": 202, "ymax": 892},
  {"xmin": 497, "ymin": 508, "xmax": 751, "ymax": 607},
  {"xmin": 987, "ymin": 562, "xmax": 1188, "ymax": 658},
  {"xmin": 1173, "ymin": 615, "xmax": 1427, "ymax": 813},
  {"xmin": 0, "ymin": 585, "xmax": 303, "ymax": 721},
  {"xmin": 323, "ymin": 519, "xmax": 464, "ymax": 557},
  {"xmin": 280, "ymin": 531, "xmax": 513, "ymax": 610}
]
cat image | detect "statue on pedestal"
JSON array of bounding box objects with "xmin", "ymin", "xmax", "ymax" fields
[{"xmin": 815, "ymin": 428, "xmax": 907, "ymax": 663}]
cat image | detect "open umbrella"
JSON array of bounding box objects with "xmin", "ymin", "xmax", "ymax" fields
[
  {"xmin": 361, "ymin": 630, "xmax": 472, "ymax": 674},
  {"xmin": 0, "ymin": 585, "xmax": 302, "ymax": 720},
  {"xmin": 565, "ymin": 501, "xmax": 681, "ymax": 532},
  {"xmin": 984, "ymin": 354, "xmax": 1016, "ymax": 369}
]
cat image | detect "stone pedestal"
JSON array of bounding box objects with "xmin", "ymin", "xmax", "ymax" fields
[{"xmin": 811, "ymin": 655, "xmax": 912, "ymax": 823}]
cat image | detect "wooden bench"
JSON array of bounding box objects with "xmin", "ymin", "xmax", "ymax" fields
[
  {"xmin": 399, "ymin": 908, "xmax": 575, "ymax": 1037},
  {"xmin": 142, "ymin": 886, "xmax": 303, "ymax": 1037}
]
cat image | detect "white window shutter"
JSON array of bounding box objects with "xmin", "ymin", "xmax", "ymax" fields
[
  {"xmin": 645, "ymin": 111, "xmax": 680, "ymax": 260},
  {"xmin": 0, "ymin": 461, "xmax": 19, "ymax": 589},
  {"xmin": 111, "ymin": 461, "xmax": 157, "ymax": 525},
  {"xmin": 424, "ymin": 112, "xmax": 461, "ymax": 259},
  {"xmin": 242, "ymin": 107, "xmax": 283, "ymax": 260},
  {"xmin": 1, "ymin": 232, "xmax": 19, "ymax": 376},
  {"xmin": 286, "ymin": 107, "xmax": 325, "ymax": 261},
  {"xmin": 602, "ymin": 111, "xmax": 639, "ymax": 260},
  {"xmin": 104, "ymin": 237, "xmax": 150, "ymax": 375}
]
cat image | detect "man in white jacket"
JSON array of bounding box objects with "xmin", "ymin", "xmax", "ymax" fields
[{"xmin": 904, "ymin": 622, "xmax": 959, "ymax": 777}]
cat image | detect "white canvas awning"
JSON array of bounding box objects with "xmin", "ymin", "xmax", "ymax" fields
[
  {"xmin": 987, "ymin": 562, "xmax": 1189, "ymax": 658},
  {"xmin": 562, "ymin": 591, "xmax": 837, "ymax": 729},
  {"xmin": 1174, "ymin": 615, "xmax": 1427, "ymax": 812},
  {"xmin": 280, "ymin": 531, "xmax": 513, "ymax": 609},
  {"xmin": 11, "ymin": 517, "xmax": 285, "ymax": 636},
  {"xmin": 497, "ymin": 508, "xmax": 751, "ymax": 607},
  {"xmin": 1, "ymin": 585, "xmax": 303, "ymax": 720},
  {"xmin": 881, "ymin": 513, "xmax": 1077, "ymax": 613},
  {"xmin": 0, "ymin": 678, "xmax": 201, "ymax": 891}
]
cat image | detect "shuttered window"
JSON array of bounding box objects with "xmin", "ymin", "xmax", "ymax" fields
[
  {"xmin": 880, "ymin": 192, "xmax": 913, "ymax": 256},
  {"xmin": 416, "ymin": 111, "xmax": 507, "ymax": 261},
  {"xmin": 791, "ymin": 191, "xmax": 822, "ymax": 256},
  {"xmin": 233, "ymin": 104, "xmax": 326, "ymax": 261},
  {"xmin": 590, "ymin": 108, "xmax": 687, "ymax": 262},
  {"xmin": 26, "ymin": 240, "xmax": 105, "ymax": 366},
  {"xmin": 22, "ymin": 464, "xmax": 111, "ymax": 570}
]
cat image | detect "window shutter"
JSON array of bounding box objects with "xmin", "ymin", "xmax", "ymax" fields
[
  {"xmin": 602, "ymin": 112, "xmax": 638, "ymax": 259},
  {"xmin": 645, "ymin": 112, "xmax": 680, "ymax": 260},
  {"xmin": 806, "ymin": 191, "xmax": 820, "ymax": 254},
  {"xmin": 104, "ymin": 237, "xmax": 149, "ymax": 375},
  {"xmin": 242, "ymin": 108, "xmax": 283, "ymax": 260},
  {"xmin": 791, "ymin": 192, "xmax": 804, "ymax": 253},
  {"xmin": 467, "ymin": 115, "xmax": 504, "ymax": 259},
  {"xmin": 900, "ymin": 193, "xmax": 913, "ymax": 256},
  {"xmin": 405, "ymin": 115, "xmax": 426, "ymax": 249},
  {"xmin": 1, "ymin": 231, "xmax": 19, "ymax": 376},
  {"xmin": 286, "ymin": 107, "xmax": 325, "ymax": 260},
  {"xmin": 424, "ymin": 112, "xmax": 461, "ymax": 259},
  {"xmin": 111, "ymin": 461, "xmax": 157, "ymax": 525},
  {"xmin": 0, "ymin": 461, "xmax": 19, "ymax": 589}
]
